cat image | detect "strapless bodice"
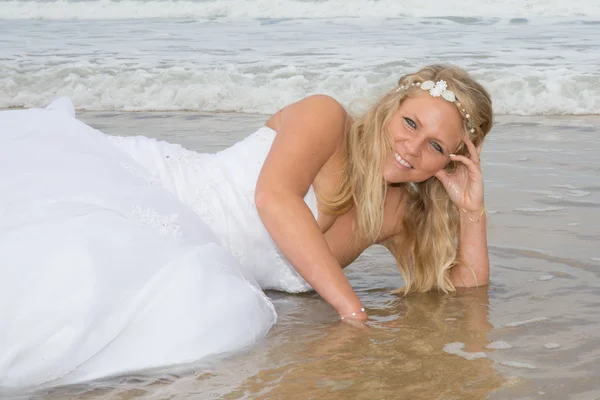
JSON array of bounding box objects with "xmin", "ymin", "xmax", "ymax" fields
[{"xmin": 111, "ymin": 126, "xmax": 315, "ymax": 293}]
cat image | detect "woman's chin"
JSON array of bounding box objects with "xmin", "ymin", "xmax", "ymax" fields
[
  {"xmin": 384, "ymin": 171, "xmax": 436, "ymax": 185},
  {"xmin": 383, "ymin": 169, "xmax": 409, "ymax": 184}
]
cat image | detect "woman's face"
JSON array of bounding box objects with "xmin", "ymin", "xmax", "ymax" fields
[{"xmin": 383, "ymin": 91, "xmax": 465, "ymax": 183}]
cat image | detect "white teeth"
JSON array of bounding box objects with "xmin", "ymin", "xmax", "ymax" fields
[{"xmin": 394, "ymin": 152, "xmax": 413, "ymax": 169}]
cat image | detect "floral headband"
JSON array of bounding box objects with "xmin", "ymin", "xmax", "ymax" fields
[{"xmin": 395, "ymin": 80, "xmax": 475, "ymax": 134}]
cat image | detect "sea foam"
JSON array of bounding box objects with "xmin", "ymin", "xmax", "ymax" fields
[{"xmin": 2, "ymin": 65, "xmax": 599, "ymax": 115}]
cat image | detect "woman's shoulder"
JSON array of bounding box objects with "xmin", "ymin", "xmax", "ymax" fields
[
  {"xmin": 290, "ymin": 94, "xmax": 347, "ymax": 115},
  {"xmin": 266, "ymin": 94, "xmax": 350, "ymax": 140}
]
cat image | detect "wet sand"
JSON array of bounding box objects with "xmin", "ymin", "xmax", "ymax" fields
[{"xmin": 12, "ymin": 112, "xmax": 600, "ymax": 399}]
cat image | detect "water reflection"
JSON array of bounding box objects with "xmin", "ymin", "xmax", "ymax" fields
[{"xmin": 232, "ymin": 288, "xmax": 504, "ymax": 399}]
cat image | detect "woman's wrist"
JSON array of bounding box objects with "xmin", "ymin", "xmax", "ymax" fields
[
  {"xmin": 459, "ymin": 204, "xmax": 486, "ymax": 224},
  {"xmin": 339, "ymin": 307, "xmax": 367, "ymax": 321}
]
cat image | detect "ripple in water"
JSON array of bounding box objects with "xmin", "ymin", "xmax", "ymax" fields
[
  {"xmin": 499, "ymin": 361, "xmax": 537, "ymax": 370},
  {"xmin": 549, "ymin": 184, "xmax": 578, "ymax": 190},
  {"xmin": 504, "ymin": 317, "xmax": 549, "ymax": 327},
  {"xmin": 544, "ymin": 343, "xmax": 562, "ymax": 349},
  {"xmin": 485, "ymin": 341, "xmax": 513, "ymax": 350},
  {"xmin": 443, "ymin": 342, "xmax": 487, "ymax": 360},
  {"xmin": 568, "ymin": 190, "xmax": 591, "ymax": 197},
  {"xmin": 514, "ymin": 206, "xmax": 565, "ymax": 213},
  {"xmin": 538, "ymin": 275, "xmax": 555, "ymax": 281}
]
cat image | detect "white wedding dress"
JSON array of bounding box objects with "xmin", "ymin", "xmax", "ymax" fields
[{"xmin": 0, "ymin": 99, "xmax": 316, "ymax": 389}]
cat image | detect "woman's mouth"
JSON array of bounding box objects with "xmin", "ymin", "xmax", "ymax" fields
[{"xmin": 394, "ymin": 152, "xmax": 414, "ymax": 169}]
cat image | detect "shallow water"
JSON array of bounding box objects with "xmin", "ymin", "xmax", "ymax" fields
[{"xmin": 7, "ymin": 112, "xmax": 597, "ymax": 399}]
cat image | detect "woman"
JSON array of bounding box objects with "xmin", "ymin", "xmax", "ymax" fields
[
  {"xmin": 0, "ymin": 64, "xmax": 492, "ymax": 388},
  {"xmin": 256, "ymin": 64, "xmax": 492, "ymax": 322}
]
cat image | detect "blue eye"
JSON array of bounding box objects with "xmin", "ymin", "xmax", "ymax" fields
[
  {"xmin": 431, "ymin": 141, "xmax": 444, "ymax": 154},
  {"xmin": 404, "ymin": 117, "xmax": 416, "ymax": 129}
]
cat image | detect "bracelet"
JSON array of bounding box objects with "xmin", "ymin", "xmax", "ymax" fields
[
  {"xmin": 461, "ymin": 207, "xmax": 486, "ymax": 223},
  {"xmin": 340, "ymin": 307, "xmax": 366, "ymax": 320}
]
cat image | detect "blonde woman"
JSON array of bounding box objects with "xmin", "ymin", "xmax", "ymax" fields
[
  {"xmin": 258, "ymin": 64, "xmax": 492, "ymax": 322},
  {"xmin": 0, "ymin": 64, "xmax": 491, "ymax": 387}
]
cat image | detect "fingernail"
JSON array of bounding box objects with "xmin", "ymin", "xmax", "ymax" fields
[{"xmin": 449, "ymin": 153, "xmax": 456, "ymax": 157}]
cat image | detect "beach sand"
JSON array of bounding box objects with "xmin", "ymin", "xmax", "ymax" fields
[{"xmin": 16, "ymin": 112, "xmax": 600, "ymax": 400}]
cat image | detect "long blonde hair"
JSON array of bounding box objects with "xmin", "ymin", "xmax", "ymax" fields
[{"xmin": 319, "ymin": 64, "xmax": 493, "ymax": 294}]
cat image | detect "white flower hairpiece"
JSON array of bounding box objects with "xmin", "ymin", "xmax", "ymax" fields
[
  {"xmin": 395, "ymin": 79, "xmax": 475, "ymax": 133},
  {"xmin": 420, "ymin": 80, "xmax": 456, "ymax": 101}
]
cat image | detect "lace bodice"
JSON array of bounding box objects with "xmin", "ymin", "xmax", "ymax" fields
[{"xmin": 111, "ymin": 126, "xmax": 316, "ymax": 293}]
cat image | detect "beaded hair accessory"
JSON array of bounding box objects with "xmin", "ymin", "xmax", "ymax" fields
[{"xmin": 395, "ymin": 80, "xmax": 476, "ymax": 134}]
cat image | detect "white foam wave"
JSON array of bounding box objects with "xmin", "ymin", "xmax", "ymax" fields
[
  {"xmin": 487, "ymin": 69, "xmax": 600, "ymax": 115},
  {"xmin": 3, "ymin": 0, "xmax": 600, "ymax": 20},
  {"xmin": 2, "ymin": 65, "xmax": 599, "ymax": 115}
]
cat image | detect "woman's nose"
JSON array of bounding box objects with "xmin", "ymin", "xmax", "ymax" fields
[{"xmin": 404, "ymin": 136, "xmax": 423, "ymax": 157}]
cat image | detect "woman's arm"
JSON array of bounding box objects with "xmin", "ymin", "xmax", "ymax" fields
[
  {"xmin": 381, "ymin": 207, "xmax": 489, "ymax": 290},
  {"xmin": 452, "ymin": 210, "xmax": 489, "ymax": 287},
  {"xmin": 436, "ymin": 136, "xmax": 490, "ymax": 288},
  {"xmin": 255, "ymin": 95, "xmax": 366, "ymax": 320}
]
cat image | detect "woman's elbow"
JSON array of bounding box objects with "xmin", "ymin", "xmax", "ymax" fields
[{"xmin": 254, "ymin": 187, "xmax": 290, "ymax": 217}]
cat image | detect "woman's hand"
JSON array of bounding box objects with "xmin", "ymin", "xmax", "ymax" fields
[{"xmin": 434, "ymin": 135, "xmax": 484, "ymax": 214}]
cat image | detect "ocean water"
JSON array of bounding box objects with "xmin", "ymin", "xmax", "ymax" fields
[
  {"xmin": 2, "ymin": 1, "xmax": 600, "ymax": 399},
  {"xmin": 1, "ymin": 0, "xmax": 600, "ymax": 115}
]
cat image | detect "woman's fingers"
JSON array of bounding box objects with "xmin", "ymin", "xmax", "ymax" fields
[
  {"xmin": 449, "ymin": 154, "xmax": 481, "ymax": 175},
  {"xmin": 463, "ymin": 135, "xmax": 481, "ymax": 165}
]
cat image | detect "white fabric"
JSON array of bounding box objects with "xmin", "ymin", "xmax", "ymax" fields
[{"xmin": 0, "ymin": 99, "xmax": 315, "ymax": 389}]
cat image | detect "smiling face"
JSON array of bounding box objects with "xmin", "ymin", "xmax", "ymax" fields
[{"xmin": 383, "ymin": 91, "xmax": 465, "ymax": 184}]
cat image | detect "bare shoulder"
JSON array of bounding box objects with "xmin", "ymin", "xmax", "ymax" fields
[
  {"xmin": 266, "ymin": 94, "xmax": 349, "ymax": 144},
  {"xmin": 257, "ymin": 95, "xmax": 350, "ymax": 198}
]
